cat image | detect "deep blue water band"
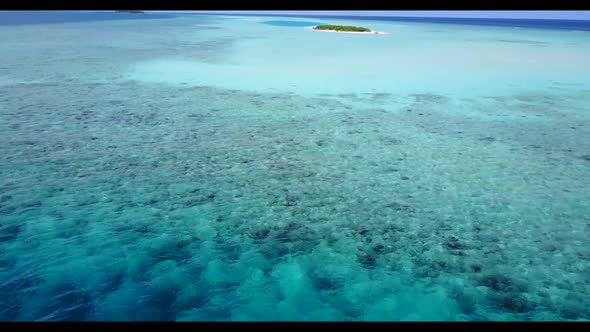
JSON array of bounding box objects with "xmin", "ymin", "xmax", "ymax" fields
[
  {"xmin": 0, "ymin": 11, "xmax": 175, "ymax": 25},
  {"xmin": 186, "ymin": 13, "xmax": 590, "ymax": 32}
]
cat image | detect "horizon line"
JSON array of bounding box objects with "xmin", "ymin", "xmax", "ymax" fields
[{"xmin": 144, "ymin": 11, "xmax": 590, "ymax": 21}]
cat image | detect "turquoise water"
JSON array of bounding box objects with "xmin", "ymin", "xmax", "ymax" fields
[
  {"xmin": 261, "ymin": 20, "xmax": 325, "ymax": 27},
  {"xmin": 0, "ymin": 13, "xmax": 589, "ymax": 321}
]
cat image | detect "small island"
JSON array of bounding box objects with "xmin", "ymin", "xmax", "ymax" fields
[
  {"xmin": 314, "ymin": 25, "xmax": 371, "ymax": 32},
  {"xmin": 311, "ymin": 24, "xmax": 387, "ymax": 35},
  {"xmin": 115, "ymin": 10, "xmax": 145, "ymax": 14}
]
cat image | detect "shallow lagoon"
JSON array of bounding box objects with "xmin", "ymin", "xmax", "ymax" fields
[{"xmin": 0, "ymin": 13, "xmax": 589, "ymax": 321}]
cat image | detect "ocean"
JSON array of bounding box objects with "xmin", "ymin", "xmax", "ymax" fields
[
  {"xmin": 188, "ymin": 13, "xmax": 590, "ymax": 32},
  {"xmin": 0, "ymin": 11, "xmax": 589, "ymax": 321}
]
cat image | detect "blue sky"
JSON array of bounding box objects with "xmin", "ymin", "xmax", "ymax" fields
[{"xmin": 151, "ymin": 11, "xmax": 590, "ymax": 20}]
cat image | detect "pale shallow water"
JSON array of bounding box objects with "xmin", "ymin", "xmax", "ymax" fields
[{"xmin": 0, "ymin": 13, "xmax": 589, "ymax": 321}]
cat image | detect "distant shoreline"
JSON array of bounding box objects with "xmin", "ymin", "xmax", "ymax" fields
[{"xmin": 115, "ymin": 10, "xmax": 144, "ymax": 14}]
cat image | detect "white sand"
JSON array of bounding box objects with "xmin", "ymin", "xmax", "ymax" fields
[{"xmin": 308, "ymin": 27, "xmax": 388, "ymax": 35}]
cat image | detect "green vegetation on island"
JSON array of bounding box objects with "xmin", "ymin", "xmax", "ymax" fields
[{"xmin": 313, "ymin": 25, "xmax": 371, "ymax": 32}]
